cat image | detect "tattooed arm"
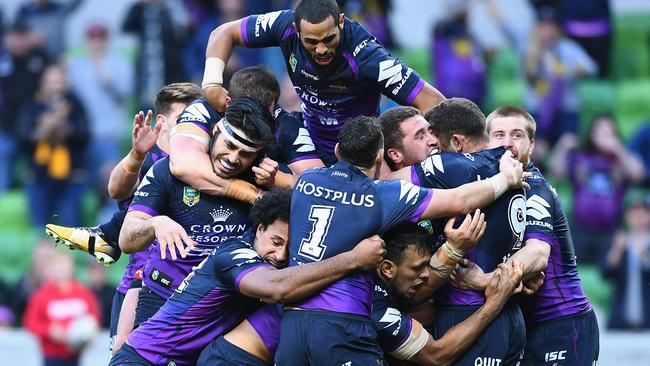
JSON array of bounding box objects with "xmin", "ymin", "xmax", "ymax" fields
[{"xmin": 119, "ymin": 211, "xmax": 196, "ymax": 260}]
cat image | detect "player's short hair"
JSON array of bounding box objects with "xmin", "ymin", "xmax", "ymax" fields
[
  {"xmin": 154, "ymin": 83, "xmax": 202, "ymax": 116},
  {"xmin": 250, "ymin": 188, "xmax": 292, "ymax": 230},
  {"xmin": 219, "ymin": 97, "xmax": 275, "ymax": 149},
  {"xmin": 382, "ymin": 223, "xmax": 433, "ymax": 265},
  {"xmin": 229, "ymin": 66, "xmax": 281, "ymax": 112},
  {"xmin": 424, "ymin": 98, "xmax": 487, "ymax": 148},
  {"xmin": 379, "ymin": 106, "xmax": 422, "ymax": 170},
  {"xmin": 486, "ymin": 106, "xmax": 537, "ymax": 142},
  {"xmin": 338, "ymin": 116, "xmax": 384, "ymax": 169},
  {"xmin": 294, "ymin": 0, "xmax": 340, "ymax": 31}
]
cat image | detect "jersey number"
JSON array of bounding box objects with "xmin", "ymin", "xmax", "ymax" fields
[{"xmin": 298, "ymin": 205, "xmax": 335, "ymax": 261}]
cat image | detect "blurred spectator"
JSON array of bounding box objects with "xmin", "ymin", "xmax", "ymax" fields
[
  {"xmin": 14, "ymin": 0, "xmax": 85, "ymax": 60},
  {"xmin": 85, "ymin": 260, "xmax": 114, "ymax": 329},
  {"xmin": 67, "ymin": 23, "xmax": 133, "ymax": 216},
  {"xmin": 10, "ymin": 241, "xmax": 56, "ymax": 325},
  {"xmin": 0, "ymin": 23, "xmax": 49, "ymax": 193},
  {"xmin": 603, "ymin": 191, "xmax": 650, "ymax": 330},
  {"xmin": 560, "ymin": 0, "xmax": 611, "ymax": 78},
  {"xmin": 16, "ymin": 63, "xmax": 89, "ymax": 228},
  {"xmin": 550, "ymin": 115, "xmax": 646, "ymax": 263},
  {"xmin": 123, "ymin": 0, "xmax": 187, "ymax": 110},
  {"xmin": 23, "ymin": 250, "xmax": 100, "ymax": 366},
  {"xmin": 183, "ymin": 0, "xmax": 261, "ymax": 85},
  {"xmin": 341, "ymin": 0, "xmax": 394, "ymax": 48},
  {"xmin": 431, "ymin": 0, "xmax": 486, "ymax": 106},
  {"xmin": 523, "ymin": 6, "xmax": 597, "ymax": 162},
  {"xmin": 629, "ymin": 123, "xmax": 650, "ymax": 186}
]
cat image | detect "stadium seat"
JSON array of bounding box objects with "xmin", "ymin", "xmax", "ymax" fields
[
  {"xmin": 614, "ymin": 80, "xmax": 650, "ymax": 139},
  {"xmin": 612, "ymin": 13, "xmax": 650, "ymax": 80}
]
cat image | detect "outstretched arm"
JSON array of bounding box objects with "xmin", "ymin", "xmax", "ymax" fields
[
  {"xmin": 239, "ymin": 236, "xmax": 385, "ymax": 304},
  {"xmin": 203, "ymin": 19, "xmax": 245, "ymax": 112},
  {"xmin": 119, "ymin": 211, "xmax": 195, "ymax": 259},
  {"xmin": 420, "ymin": 151, "xmax": 530, "ymax": 220},
  {"xmin": 411, "ymin": 82, "xmax": 445, "ymax": 114}
]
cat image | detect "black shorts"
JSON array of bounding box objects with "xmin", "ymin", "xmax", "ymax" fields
[
  {"xmin": 109, "ymin": 290, "xmax": 127, "ymax": 351},
  {"xmin": 522, "ymin": 309, "xmax": 599, "ymax": 366},
  {"xmin": 431, "ymin": 300, "xmax": 526, "ymax": 366},
  {"xmin": 133, "ymin": 287, "xmax": 165, "ymax": 328},
  {"xmin": 108, "ymin": 344, "xmax": 152, "ymax": 366},
  {"xmin": 274, "ymin": 309, "xmax": 385, "ymax": 366},
  {"xmin": 197, "ymin": 336, "xmax": 268, "ymax": 366}
]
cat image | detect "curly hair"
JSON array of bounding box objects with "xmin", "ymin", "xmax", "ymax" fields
[{"xmin": 250, "ymin": 188, "xmax": 293, "ymax": 230}]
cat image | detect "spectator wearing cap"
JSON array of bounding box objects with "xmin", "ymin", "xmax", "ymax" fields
[
  {"xmin": 0, "ymin": 23, "xmax": 50, "ymax": 192},
  {"xmin": 14, "ymin": 0, "xmax": 85, "ymax": 59},
  {"xmin": 603, "ymin": 191, "xmax": 650, "ymax": 330},
  {"xmin": 67, "ymin": 23, "xmax": 133, "ymax": 218}
]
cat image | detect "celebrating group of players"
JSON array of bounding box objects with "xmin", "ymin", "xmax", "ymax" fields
[{"xmin": 44, "ymin": 0, "xmax": 600, "ymax": 365}]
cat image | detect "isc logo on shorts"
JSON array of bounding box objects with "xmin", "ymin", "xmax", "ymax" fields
[{"xmin": 544, "ymin": 350, "xmax": 567, "ymax": 362}]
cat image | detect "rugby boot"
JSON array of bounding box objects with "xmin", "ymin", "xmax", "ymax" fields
[{"xmin": 45, "ymin": 224, "xmax": 122, "ymax": 265}]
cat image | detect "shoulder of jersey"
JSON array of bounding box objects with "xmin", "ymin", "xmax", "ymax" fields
[
  {"xmin": 345, "ymin": 19, "xmax": 378, "ymax": 60},
  {"xmin": 177, "ymin": 98, "xmax": 220, "ymax": 124}
]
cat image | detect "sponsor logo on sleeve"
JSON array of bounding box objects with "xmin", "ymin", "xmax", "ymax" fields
[
  {"xmin": 399, "ymin": 181, "xmax": 421, "ymax": 205},
  {"xmin": 254, "ymin": 11, "xmax": 282, "ymax": 37},
  {"xmin": 421, "ymin": 154, "xmax": 444, "ymax": 176},
  {"xmin": 293, "ymin": 128, "xmax": 316, "ymax": 152},
  {"xmin": 179, "ymin": 102, "xmax": 210, "ymax": 125},
  {"xmin": 526, "ymin": 194, "xmax": 551, "ymax": 221},
  {"xmin": 377, "ymin": 59, "xmax": 402, "ymax": 88},
  {"xmin": 379, "ymin": 307, "xmax": 402, "ymax": 335}
]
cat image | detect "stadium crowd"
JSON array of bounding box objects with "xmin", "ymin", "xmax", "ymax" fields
[{"xmin": 0, "ymin": 0, "xmax": 649, "ymax": 365}]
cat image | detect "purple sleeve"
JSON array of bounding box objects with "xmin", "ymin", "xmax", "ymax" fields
[
  {"xmin": 410, "ymin": 190, "xmax": 432, "ymax": 223},
  {"xmin": 241, "ymin": 10, "xmax": 294, "ymax": 48},
  {"xmin": 234, "ymin": 263, "xmax": 272, "ymax": 292},
  {"xmin": 524, "ymin": 232, "xmax": 555, "ymax": 246}
]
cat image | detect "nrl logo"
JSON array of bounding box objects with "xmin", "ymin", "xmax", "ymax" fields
[
  {"xmin": 210, "ymin": 206, "xmax": 233, "ymax": 222},
  {"xmin": 289, "ymin": 53, "xmax": 297, "ymax": 73},
  {"xmin": 183, "ymin": 186, "xmax": 200, "ymax": 207}
]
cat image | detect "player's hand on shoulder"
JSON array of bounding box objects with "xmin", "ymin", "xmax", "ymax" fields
[
  {"xmin": 498, "ymin": 150, "xmax": 531, "ymax": 189},
  {"xmin": 351, "ymin": 235, "xmax": 386, "ymax": 270},
  {"xmin": 485, "ymin": 260, "xmax": 524, "ymax": 306},
  {"xmin": 203, "ymin": 84, "xmax": 229, "ymax": 113},
  {"xmin": 252, "ymin": 157, "xmax": 279, "ymax": 187},
  {"xmin": 444, "ymin": 209, "xmax": 486, "ymax": 253},
  {"xmin": 151, "ymin": 216, "xmax": 197, "ymax": 260},
  {"xmin": 449, "ymin": 258, "xmax": 490, "ymax": 291},
  {"xmin": 132, "ymin": 110, "xmax": 160, "ymax": 157}
]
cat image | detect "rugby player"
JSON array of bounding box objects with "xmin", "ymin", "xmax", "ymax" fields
[
  {"xmin": 373, "ymin": 223, "xmax": 523, "ymax": 365},
  {"xmin": 45, "ymin": 83, "xmax": 203, "ymax": 353},
  {"xmin": 109, "ymin": 189, "xmax": 386, "ymax": 366},
  {"xmin": 452, "ymin": 106, "xmax": 599, "ymax": 365},
  {"xmin": 200, "ymin": 0, "xmax": 445, "ymax": 165},
  {"xmin": 274, "ymin": 116, "xmax": 529, "ymax": 365},
  {"xmin": 118, "ymin": 98, "xmax": 273, "ymax": 327},
  {"xmin": 389, "ymin": 98, "xmax": 529, "ymax": 365}
]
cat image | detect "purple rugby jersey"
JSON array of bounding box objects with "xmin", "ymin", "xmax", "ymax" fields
[
  {"xmin": 128, "ymin": 158, "xmax": 251, "ymax": 300},
  {"xmin": 241, "ymin": 10, "xmax": 424, "ymax": 153},
  {"xmin": 519, "ymin": 164, "xmax": 591, "ymax": 324},
  {"xmin": 127, "ymin": 234, "xmax": 268, "ymax": 366},
  {"xmin": 411, "ymin": 147, "xmax": 526, "ymax": 306}
]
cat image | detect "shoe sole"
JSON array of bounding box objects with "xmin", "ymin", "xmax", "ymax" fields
[{"xmin": 45, "ymin": 227, "xmax": 116, "ymax": 265}]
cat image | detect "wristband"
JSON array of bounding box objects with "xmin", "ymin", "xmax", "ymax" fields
[
  {"xmin": 123, "ymin": 150, "xmax": 144, "ymax": 174},
  {"xmin": 487, "ymin": 173, "xmax": 508, "ymax": 199},
  {"xmin": 202, "ymin": 57, "xmax": 225, "ymax": 89},
  {"xmin": 429, "ymin": 241, "xmax": 465, "ymax": 279},
  {"xmin": 274, "ymin": 171, "xmax": 294, "ymax": 188},
  {"xmin": 225, "ymin": 179, "xmax": 262, "ymax": 204}
]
